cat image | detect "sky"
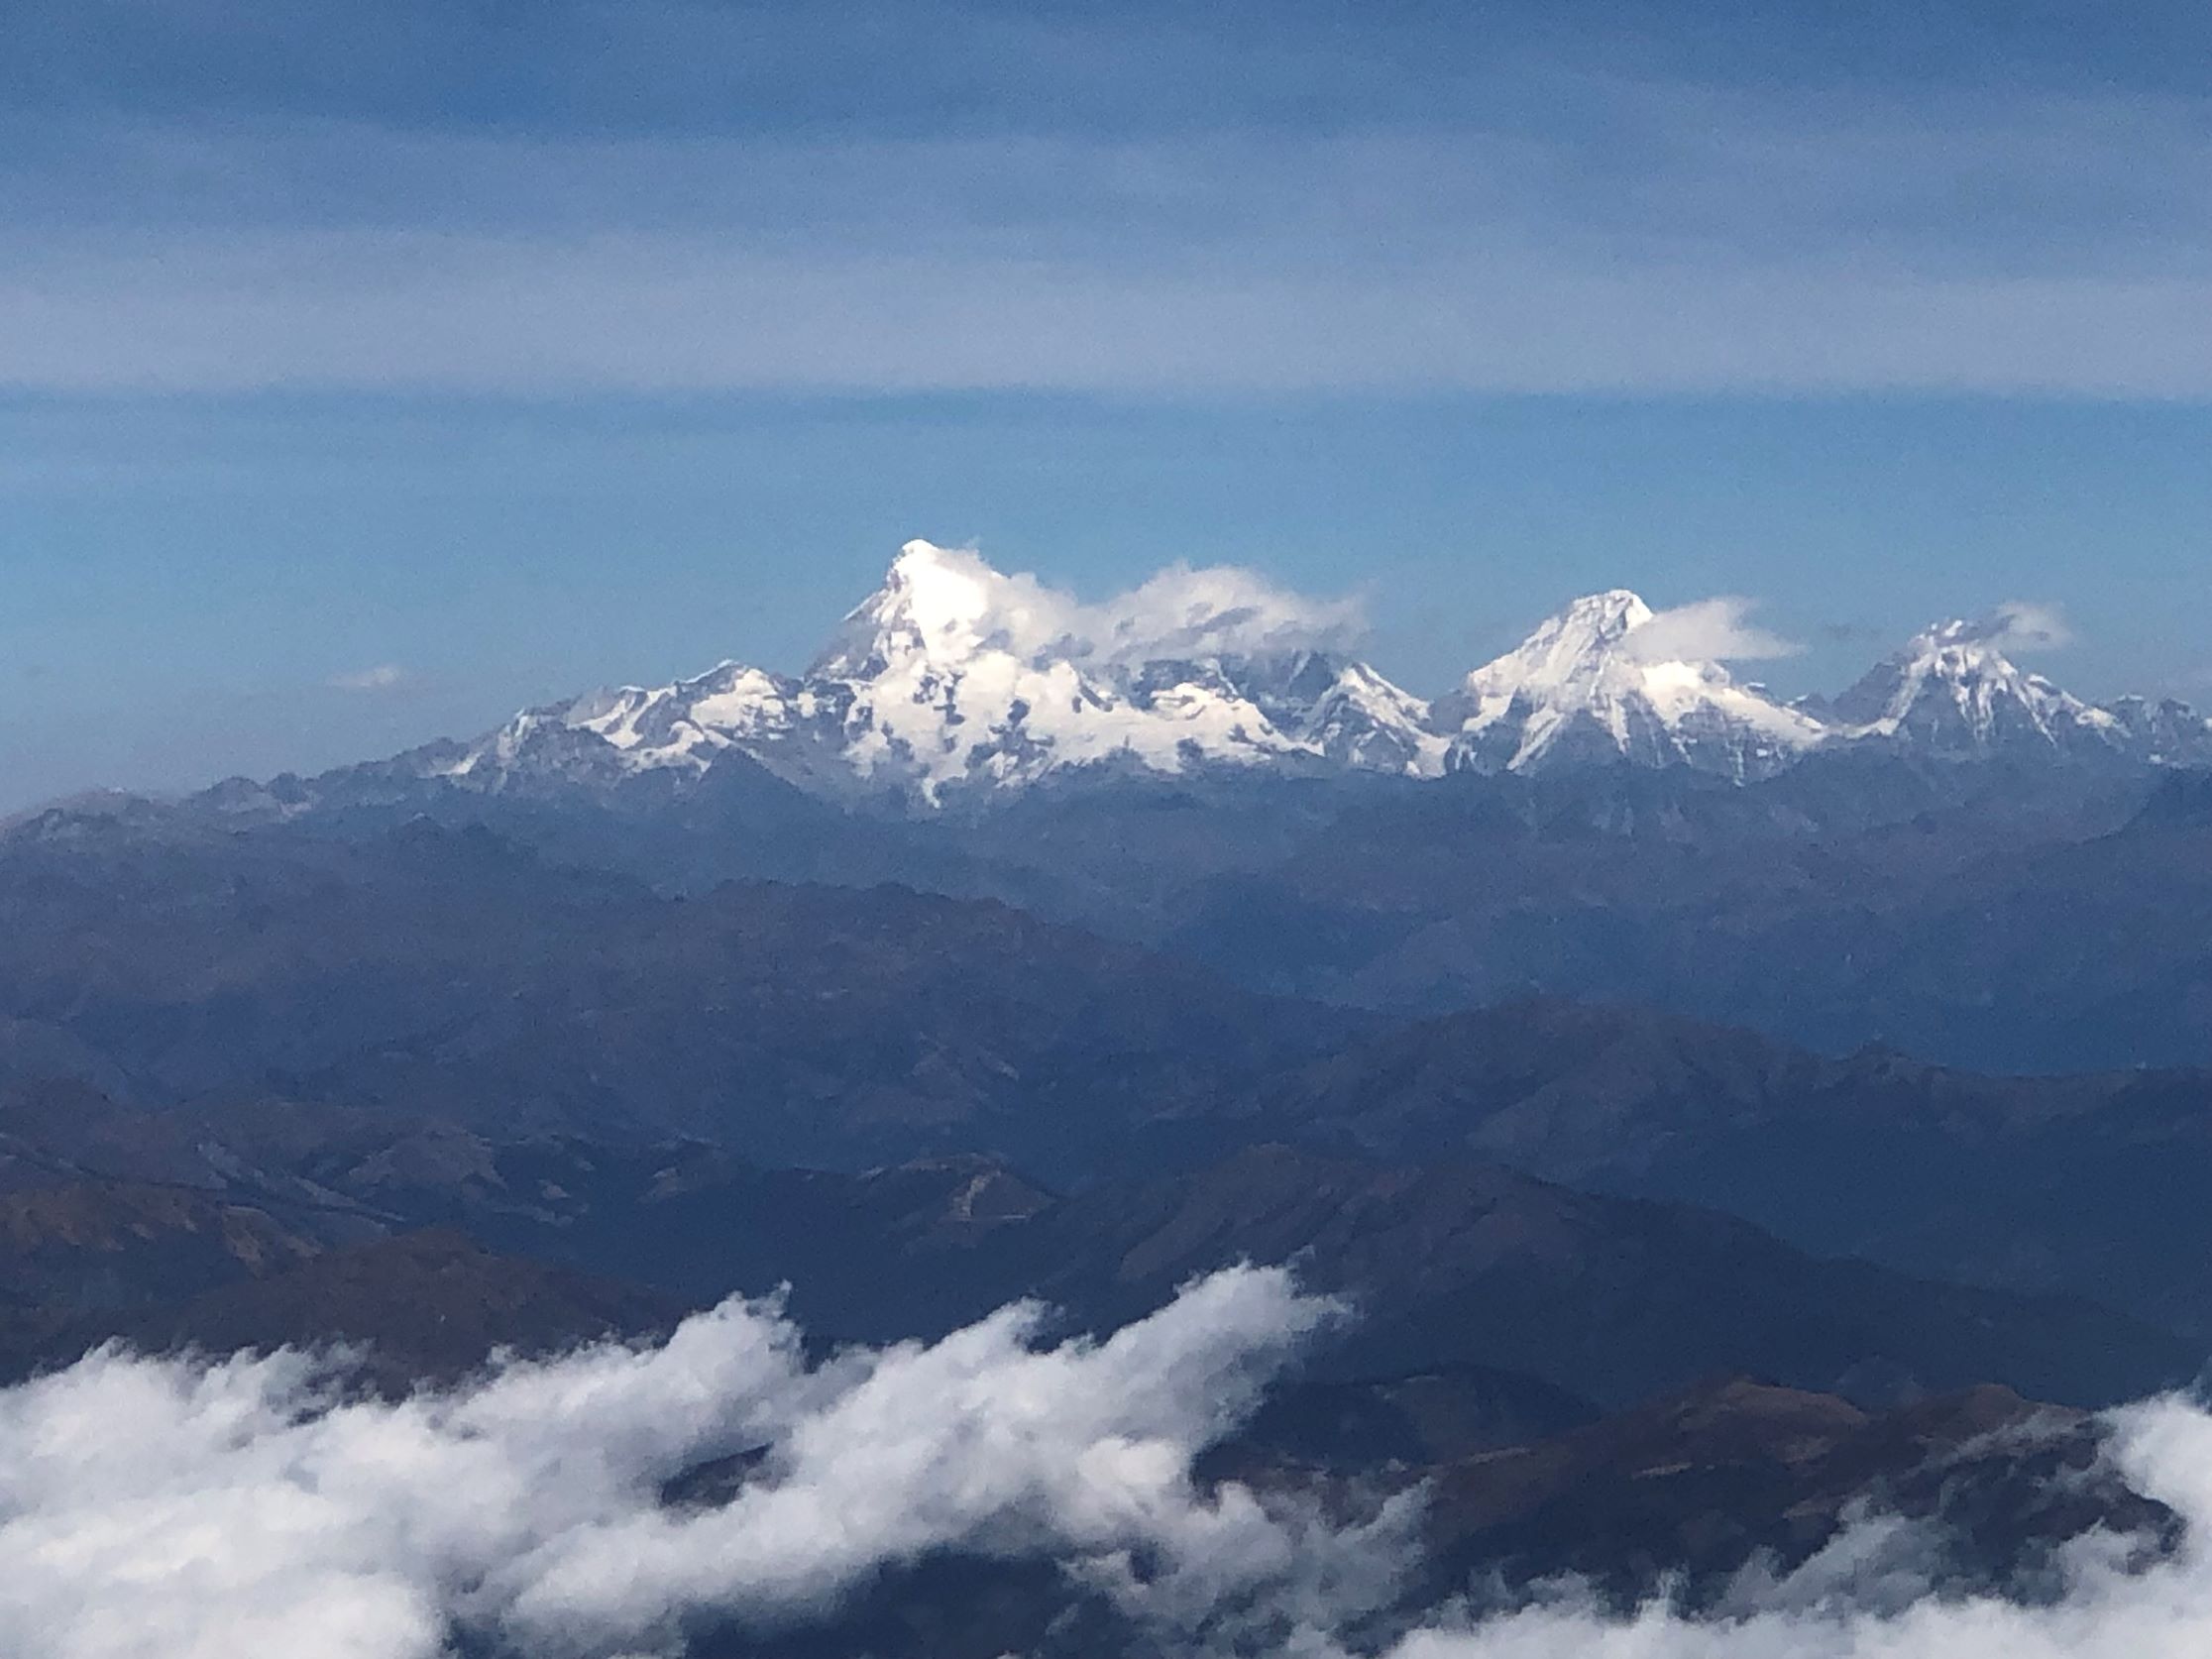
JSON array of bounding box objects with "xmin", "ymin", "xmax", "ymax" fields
[{"xmin": 2, "ymin": 0, "xmax": 2209, "ymax": 809}]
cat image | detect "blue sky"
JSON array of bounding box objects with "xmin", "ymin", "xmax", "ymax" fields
[{"xmin": 2, "ymin": 0, "xmax": 2208, "ymax": 807}]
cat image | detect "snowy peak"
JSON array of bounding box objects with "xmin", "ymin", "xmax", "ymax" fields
[
  {"xmin": 1215, "ymin": 650, "xmax": 1447, "ymax": 776},
  {"xmin": 807, "ymin": 542, "xmax": 1330, "ymax": 799},
  {"xmin": 1449, "ymin": 592, "xmax": 1825, "ymax": 780},
  {"xmin": 1503, "ymin": 588, "xmax": 1657, "ymax": 674},
  {"xmin": 2105, "ymin": 696, "xmax": 2212, "ymax": 767},
  {"xmin": 307, "ymin": 556, "xmax": 2212, "ymax": 817},
  {"xmin": 811, "ymin": 540, "xmax": 1058, "ymax": 682},
  {"xmin": 439, "ymin": 540, "xmax": 1439, "ymax": 806},
  {"xmin": 1829, "ymin": 614, "xmax": 2120, "ymax": 759}
]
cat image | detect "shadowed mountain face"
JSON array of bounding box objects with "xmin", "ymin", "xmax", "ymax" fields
[
  {"xmin": 1245, "ymin": 1000, "xmax": 2212, "ymax": 1340},
  {"xmin": 75, "ymin": 1229, "xmax": 685, "ymax": 1390},
  {"xmin": 0, "ymin": 818, "xmax": 1343, "ymax": 1177},
  {"xmin": 4, "ymin": 813, "xmax": 2212, "ymax": 1344},
  {"xmin": 1153, "ymin": 759, "xmax": 2212, "ymax": 1071},
  {"xmin": 1212, "ymin": 1374, "xmax": 2180, "ymax": 1613},
  {"xmin": 663, "ymin": 1374, "xmax": 2177, "ymax": 1659},
  {"xmin": 41, "ymin": 750, "xmax": 2212, "ymax": 1077},
  {"xmin": 12, "ymin": 1078, "xmax": 2201, "ymax": 1659},
  {"xmin": 966, "ymin": 1145, "xmax": 2193, "ymax": 1411},
  {"xmin": 0, "ymin": 1117, "xmax": 2182, "ymax": 1653},
  {"xmin": 0, "ymin": 1116, "xmax": 2186, "ymax": 1417}
]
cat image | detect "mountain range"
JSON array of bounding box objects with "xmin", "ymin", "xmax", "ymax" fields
[
  {"xmin": 7, "ymin": 541, "xmax": 2212, "ymax": 1652},
  {"xmin": 81, "ymin": 538, "xmax": 2207, "ymax": 1079},
  {"xmin": 193, "ymin": 540, "xmax": 2212, "ymax": 817},
  {"xmin": 3, "ymin": 816, "xmax": 2211, "ymax": 1341}
]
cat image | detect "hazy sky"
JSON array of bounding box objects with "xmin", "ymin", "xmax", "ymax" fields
[{"xmin": 3, "ymin": 0, "xmax": 2208, "ymax": 807}]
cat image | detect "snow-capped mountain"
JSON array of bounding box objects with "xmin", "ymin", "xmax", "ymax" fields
[
  {"xmin": 1442, "ymin": 590, "xmax": 1827, "ymax": 781},
  {"xmin": 2103, "ymin": 696, "xmax": 2212, "ymax": 768},
  {"xmin": 1823, "ymin": 617, "xmax": 2131, "ymax": 761},
  {"xmin": 432, "ymin": 541, "xmax": 1442, "ymax": 806},
  {"xmin": 205, "ymin": 552, "xmax": 2211, "ymax": 822}
]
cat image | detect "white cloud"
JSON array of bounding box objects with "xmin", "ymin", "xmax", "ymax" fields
[
  {"xmin": 1082, "ymin": 563, "xmax": 1368, "ymax": 664},
  {"xmin": 1378, "ymin": 1396, "xmax": 2212, "ymax": 1659},
  {"xmin": 327, "ymin": 664, "xmax": 413, "ymax": 693},
  {"xmin": 4, "ymin": 1259, "xmax": 2212, "ymax": 1659},
  {"xmin": 0, "ymin": 1265, "xmax": 1403, "ymax": 1659},
  {"xmin": 1624, "ymin": 597, "xmax": 1803, "ymax": 664},
  {"xmin": 1980, "ymin": 601, "xmax": 2075, "ymax": 651},
  {"xmin": 834, "ymin": 539, "xmax": 1367, "ymax": 672}
]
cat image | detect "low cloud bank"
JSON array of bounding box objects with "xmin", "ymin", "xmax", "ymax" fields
[
  {"xmin": 0, "ymin": 1264, "xmax": 1397, "ymax": 1659},
  {"xmin": 0, "ymin": 1264, "xmax": 2208, "ymax": 1658}
]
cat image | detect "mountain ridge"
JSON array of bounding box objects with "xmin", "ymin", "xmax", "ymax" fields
[{"xmin": 166, "ymin": 541, "xmax": 2210, "ymax": 817}]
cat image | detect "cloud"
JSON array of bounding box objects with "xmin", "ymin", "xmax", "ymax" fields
[
  {"xmin": 6, "ymin": 227, "xmax": 2210, "ymax": 399},
  {"xmin": 1979, "ymin": 601, "xmax": 2075, "ymax": 651},
  {"xmin": 328, "ymin": 663, "xmax": 413, "ymax": 692},
  {"xmin": 834, "ymin": 540, "xmax": 1367, "ymax": 673},
  {"xmin": 0, "ymin": 67, "xmax": 2206, "ymax": 396},
  {"xmin": 1376, "ymin": 1395, "xmax": 2212, "ymax": 1659},
  {"xmin": 1625, "ymin": 597, "xmax": 1803, "ymax": 663},
  {"xmin": 1085, "ymin": 563, "xmax": 1368, "ymax": 665},
  {"xmin": 0, "ymin": 1265, "xmax": 1401, "ymax": 1659},
  {"xmin": 1817, "ymin": 620, "xmax": 1888, "ymax": 646},
  {"xmin": 6, "ymin": 1259, "xmax": 2212, "ymax": 1657}
]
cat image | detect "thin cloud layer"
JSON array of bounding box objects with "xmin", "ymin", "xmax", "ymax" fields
[
  {"xmin": 7, "ymin": 227, "xmax": 2208, "ymax": 397},
  {"xmin": 0, "ymin": 61, "xmax": 2207, "ymax": 395},
  {"xmin": 1977, "ymin": 601, "xmax": 2074, "ymax": 651},
  {"xmin": 328, "ymin": 663, "xmax": 413, "ymax": 692}
]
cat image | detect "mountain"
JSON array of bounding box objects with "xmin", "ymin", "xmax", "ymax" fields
[
  {"xmin": 1375, "ymin": 1377, "xmax": 2175, "ymax": 1610},
  {"xmin": 1823, "ymin": 614, "xmax": 2136, "ymax": 760},
  {"xmin": 994, "ymin": 1144, "xmax": 2192, "ymax": 1410},
  {"xmin": 1246, "ymin": 998, "xmax": 2212, "ymax": 1337},
  {"xmin": 1444, "ymin": 590, "xmax": 1826, "ymax": 780},
  {"xmin": 0, "ymin": 1102, "xmax": 2183, "ymax": 1414},
  {"xmin": 2106, "ymin": 694, "xmax": 2212, "ymax": 766},
  {"xmin": 672, "ymin": 1373, "xmax": 2170, "ymax": 1659},
  {"xmin": 76, "ymin": 1229, "xmax": 682, "ymax": 1387},
  {"xmin": 179, "ymin": 549, "xmax": 2210, "ymax": 829},
  {"xmin": 1440, "ymin": 593, "xmax": 2211, "ymax": 780},
  {"xmin": 667, "ymin": 1372, "xmax": 2174, "ymax": 1659},
  {"xmin": 350, "ymin": 542, "xmax": 1443, "ymax": 811},
  {"xmin": 0, "ymin": 817, "xmax": 1348, "ymax": 1174},
  {"xmin": 1321, "ymin": 766, "xmax": 2212, "ymax": 1070},
  {"xmin": 0, "ymin": 1178, "xmax": 324, "ymax": 1363}
]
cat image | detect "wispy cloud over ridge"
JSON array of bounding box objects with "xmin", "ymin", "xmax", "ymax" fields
[
  {"xmin": 835, "ymin": 542, "xmax": 1368, "ymax": 671},
  {"xmin": 1978, "ymin": 602, "xmax": 2074, "ymax": 651},
  {"xmin": 1625, "ymin": 598, "xmax": 1803, "ymax": 663}
]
